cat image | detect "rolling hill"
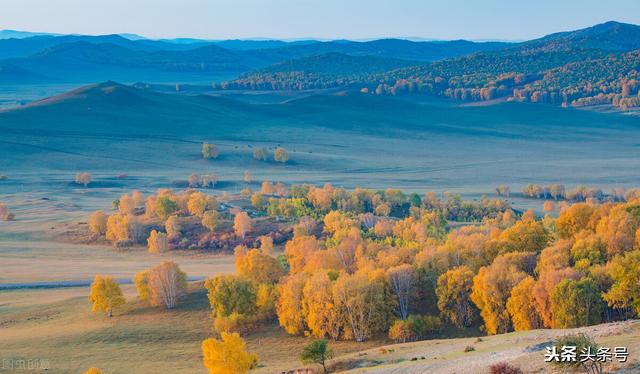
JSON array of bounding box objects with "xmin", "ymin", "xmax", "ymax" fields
[
  {"xmin": 529, "ymin": 20, "xmax": 640, "ymax": 51},
  {"xmin": 1, "ymin": 81, "xmax": 639, "ymax": 194}
]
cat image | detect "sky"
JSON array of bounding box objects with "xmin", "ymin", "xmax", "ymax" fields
[{"xmin": 1, "ymin": 0, "xmax": 640, "ymax": 41}]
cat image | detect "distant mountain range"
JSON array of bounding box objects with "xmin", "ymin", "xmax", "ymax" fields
[
  {"xmin": 1, "ymin": 22, "xmax": 640, "ymax": 110},
  {"xmin": 0, "ymin": 31, "xmax": 511, "ymax": 84},
  {"xmin": 0, "ymin": 30, "xmax": 58, "ymax": 39}
]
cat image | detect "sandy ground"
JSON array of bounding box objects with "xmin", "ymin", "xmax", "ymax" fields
[{"xmin": 336, "ymin": 321, "xmax": 640, "ymax": 373}]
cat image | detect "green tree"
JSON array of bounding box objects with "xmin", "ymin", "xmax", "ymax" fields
[
  {"xmin": 155, "ymin": 196, "xmax": 178, "ymax": 220},
  {"xmin": 551, "ymin": 334, "xmax": 602, "ymax": 374},
  {"xmin": 202, "ymin": 210, "xmax": 220, "ymax": 232},
  {"xmin": 205, "ymin": 275, "xmax": 257, "ymax": 318},
  {"xmin": 300, "ymin": 339, "xmax": 334, "ymax": 374},
  {"xmin": 436, "ymin": 266, "xmax": 476, "ymax": 327},
  {"xmin": 551, "ymin": 278, "xmax": 603, "ymax": 328},
  {"xmin": 603, "ymin": 250, "xmax": 640, "ymax": 316}
]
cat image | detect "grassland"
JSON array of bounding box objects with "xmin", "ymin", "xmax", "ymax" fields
[
  {"xmin": 0, "ymin": 283, "xmax": 385, "ymax": 374},
  {"xmin": 2, "ymin": 283, "xmax": 639, "ymax": 374},
  {"xmin": 1, "ymin": 82, "xmax": 640, "ymax": 198},
  {"xmin": 1, "ymin": 83, "xmax": 640, "ymax": 374}
]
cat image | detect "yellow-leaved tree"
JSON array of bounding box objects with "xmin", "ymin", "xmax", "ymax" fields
[
  {"xmin": 302, "ymin": 271, "xmax": 342, "ymax": 339},
  {"xmin": 187, "ymin": 191, "xmax": 208, "ymax": 217},
  {"xmin": 202, "ymin": 332, "xmax": 258, "ymax": 374},
  {"xmin": 274, "ymin": 147, "xmax": 289, "ymax": 163},
  {"xmin": 83, "ymin": 368, "xmax": 103, "ymax": 374},
  {"xmin": 234, "ymin": 211, "xmax": 252, "ymax": 239},
  {"xmin": 201, "ymin": 210, "xmax": 220, "ymax": 232},
  {"xmin": 234, "ymin": 245, "xmax": 284, "ymax": 284},
  {"xmin": 134, "ymin": 269, "xmax": 151, "ymax": 301},
  {"xmin": 276, "ymin": 273, "xmax": 307, "ymax": 335},
  {"xmin": 89, "ymin": 275, "xmax": 125, "ymax": 317},
  {"xmin": 89, "ymin": 210, "xmax": 108, "ymax": 235},
  {"xmin": 134, "ymin": 262, "xmax": 187, "ymax": 309},
  {"xmin": 147, "ymin": 230, "xmax": 169, "ymax": 253},
  {"xmin": 436, "ymin": 266, "xmax": 476, "ymax": 328},
  {"xmin": 506, "ymin": 276, "xmax": 543, "ymax": 331}
]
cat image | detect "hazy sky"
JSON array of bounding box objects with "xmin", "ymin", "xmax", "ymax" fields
[{"xmin": 1, "ymin": 0, "xmax": 639, "ymax": 40}]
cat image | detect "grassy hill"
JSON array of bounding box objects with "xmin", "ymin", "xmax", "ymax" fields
[{"xmin": 1, "ymin": 81, "xmax": 639, "ymax": 196}]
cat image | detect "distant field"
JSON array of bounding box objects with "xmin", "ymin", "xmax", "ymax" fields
[{"xmin": 1, "ymin": 82, "xmax": 639, "ymax": 199}]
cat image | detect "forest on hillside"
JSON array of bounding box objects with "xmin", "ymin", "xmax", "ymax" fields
[{"xmin": 223, "ymin": 23, "xmax": 640, "ymax": 111}]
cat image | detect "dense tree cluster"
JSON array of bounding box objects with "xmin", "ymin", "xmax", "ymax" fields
[
  {"xmin": 88, "ymin": 181, "xmax": 640, "ymax": 354},
  {"xmin": 203, "ymin": 184, "xmax": 640, "ymax": 344},
  {"xmin": 89, "ymin": 189, "xmax": 247, "ymax": 251},
  {"xmin": 518, "ymin": 184, "xmax": 640, "ymax": 203}
]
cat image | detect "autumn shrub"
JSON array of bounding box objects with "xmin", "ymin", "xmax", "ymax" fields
[
  {"xmin": 489, "ymin": 362, "xmax": 523, "ymax": 374},
  {"xmin": 213, "ymin": 312, "xmax": 261, "ymax": 334},
  {"xmin": 165, "ymin": 215, "xmax": 181, "ymax": 239},
  {"xmin": 388, "ymin": 314, "xmax": 442, "ymax": 343}
]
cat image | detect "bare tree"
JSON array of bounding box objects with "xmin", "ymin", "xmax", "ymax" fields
[
  {"xmin": 149, "ymin": 261, "xmax": 187, "ymax": 309},
  {"xmin": 387, "ymin": 264, "xmax": 415, "ymax": 320}
]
